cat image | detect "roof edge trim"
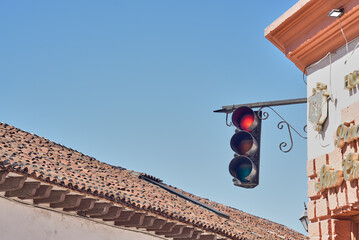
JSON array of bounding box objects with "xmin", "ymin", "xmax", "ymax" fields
[{"xmin": 265, "ymin": 0, "xmax": 359, "ymax": 73}]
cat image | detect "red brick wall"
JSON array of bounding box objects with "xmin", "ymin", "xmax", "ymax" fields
[{"xmin": 307, "ymin": 101, "xmax": 359, "ymax": 240}]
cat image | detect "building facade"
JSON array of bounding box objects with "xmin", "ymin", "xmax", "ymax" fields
[{"xmin": 266, "ymin": 0, "xmax": 359, "ymax": 239}]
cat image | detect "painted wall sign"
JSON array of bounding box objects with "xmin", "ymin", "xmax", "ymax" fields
[
  {"xmin": 314, "ymin": 165, "xmax": 343, "ymax": 192},
  {"xmin": 342, "ymin": 153, "xmax": 359, "ymax": 181},
  {"xmin": 314, "ymin": 153, "xmax": 359, "ymax": 192},
  {"xmin": 334, "ymin": 122, "xmax": 359, "ymax": 147},
  {"xmin": 315, "ymin": 121, "xmax": 359, "ymax": 192},
  {"xmin": 308, "ymin": 82, "xmax": 329, "ymax": 131}
]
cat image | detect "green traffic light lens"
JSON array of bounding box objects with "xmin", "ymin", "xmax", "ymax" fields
[
  {"xmin": 229, "ymin": 156, "xmax": 257, "ymax": 183},
  {"xmin": 236, "ymin": 158, "xmax": 252, "ymax": 182}
]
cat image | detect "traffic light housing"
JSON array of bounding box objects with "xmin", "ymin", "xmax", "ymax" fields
[{"xmin": 229, "ymin": 106, "xmax": 262, "ymax": 188}]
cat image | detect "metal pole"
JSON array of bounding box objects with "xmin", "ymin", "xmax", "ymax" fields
[{"xmin": 213, "ymin": 97, "xmax": 307, "ymax": 114}]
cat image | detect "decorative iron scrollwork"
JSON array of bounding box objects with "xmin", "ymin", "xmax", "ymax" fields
[
  {"xmin": 257, "ymin": 106, "xmax": 307, "ymax": 153},
  {"xmin": 225, "ymin": 113, "xmax": 232, "ymax": 127},
  {"xmin": 278, "ymin": 121, "xmax": 293, "ymax": 153},
  {"xmin": 258, "ymin": 109, "xmax": 269, "ymax": 120}
]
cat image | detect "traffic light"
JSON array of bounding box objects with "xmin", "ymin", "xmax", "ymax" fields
[{"xmin": 229, "ymin": 106, "xmax": 262, "ymax": 188}]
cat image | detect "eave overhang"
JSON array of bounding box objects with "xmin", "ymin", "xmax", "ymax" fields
[
  {"xmin": 265, "ymin": 0, "xmax": 359, "ymax": 73},
  {"xmin": 0, "ymin": 169, "xmax": 229, "ymax": 240}
]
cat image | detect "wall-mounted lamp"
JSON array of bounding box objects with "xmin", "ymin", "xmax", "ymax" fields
[
  {"xmin": 328, "ymin": 8, "xmax": 344, "ymax": 18},
  {"xmin": 299, "ymin": 203, "xmax": 309, "ymax": 232}
]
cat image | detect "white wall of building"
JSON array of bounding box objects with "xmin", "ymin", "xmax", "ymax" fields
[
  {"xmin": 306, "ymin": 36, "xmax": 359, "ymax": 160},
  {"xmin": 0, "ymin": 196, "xmax": 164, "ymax": 240}
]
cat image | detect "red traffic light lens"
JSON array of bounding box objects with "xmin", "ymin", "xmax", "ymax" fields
[
  {"xmin": 232, "ymin": 107, "xmax": 257, "ymax": 132},
  {"xmin": 239, "ymin": 114, "xmax": 254, "ymax": 132}
]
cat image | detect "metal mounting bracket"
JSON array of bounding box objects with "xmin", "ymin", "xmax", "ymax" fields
[{"xmin": 215, "ymin": 97, "xmax": 307, "ymax": 153}]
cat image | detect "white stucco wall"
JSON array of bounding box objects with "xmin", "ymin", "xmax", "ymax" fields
[
  {"xmin": 306, "ymin": 36, "xmax": 359, "ymax": 160},
  {"xmin": 0, "ymin": 196, "xmax": 165, "ymax": 240}
]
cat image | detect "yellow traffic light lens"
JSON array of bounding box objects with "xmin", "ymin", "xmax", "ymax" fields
[
  {"xmin": 236, "ymin": 138, "xmax": 253, "ymax": 155},
  {"xmin": 230, "ymin": 131, "xmax": 257, "ymax": 156}
]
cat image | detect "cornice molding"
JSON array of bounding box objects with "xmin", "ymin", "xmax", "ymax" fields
[{"xmin": 265, "ymin": 0, "xmax": 359, "ymax": 73}]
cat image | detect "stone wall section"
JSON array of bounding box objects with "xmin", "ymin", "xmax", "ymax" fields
[{"xmin": 307, "ymin": 101, "xmax": 359, "ymax": 240}]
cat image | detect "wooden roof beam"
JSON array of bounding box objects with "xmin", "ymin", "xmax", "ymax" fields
[
  {"xmin": 84, "ymin": 202, "xmax": 112, "ymax": 216},
  {"xmin": 50, "ymin": 194, "xmax": 84, "ymax": 208},
  {"xmin": 91, "ymin": 206, "xmax": 123, "ymax": 220},
  {"xmin": 136, "ymin": 215, "xmax": 157, "ymax": 228},
  {"xmin": 19, "ymin": 185, "xmax": 53, "ymax": 199},
  {"xmin": 154, "ymin": 222, "xmax": 176, "ymax": 234},
  {"xmin": 105, "ymin": 209, "xmax": 135, "ymax": 222},
  {"xmin": 5, "ymin": 181, "xmax": 40, "ymax": 198},
  {"xmin": 169, "ymin": 227, "xmax": 195, "ymax": 239},
  {"xmin": 0, "ymin": 176, "xmax": 26, "ymax": 192},
  {"xmin": 145, "ymin": 218, "xmax": 167, "ymax": 231},
  {"xmin": 164, "ymin": 225, "xmax": 187, "ymax": 237},
  {"xmin": 174, "ymin": 229, "xmax": 202, "ymax": 240},
  {"xmin": 115, "ymin": 212, "xmax": 146, "ymax": 227},
  {"xmin": 0, "ymin": 170, "xmax": 8, "ymax": 184},
  {"xmin": 33, "ymin": 190, "xmax": 69, "ymax": 204},
  {"xmin": 64, "ymin": 198, "xmax": 97, "ymax": 212},
  {"xmin": 199, "ymin": 234, "xmax": 217, "ymax": 240}
]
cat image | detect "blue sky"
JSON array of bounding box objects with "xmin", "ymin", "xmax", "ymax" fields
[{"xmin": 1, "ymin": 0, "xmax": 308, "ymax": 235}]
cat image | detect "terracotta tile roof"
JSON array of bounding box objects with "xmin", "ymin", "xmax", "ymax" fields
[{"xmin": 0, "ymin": 123, "xmax": 307, "ymax": 240}]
